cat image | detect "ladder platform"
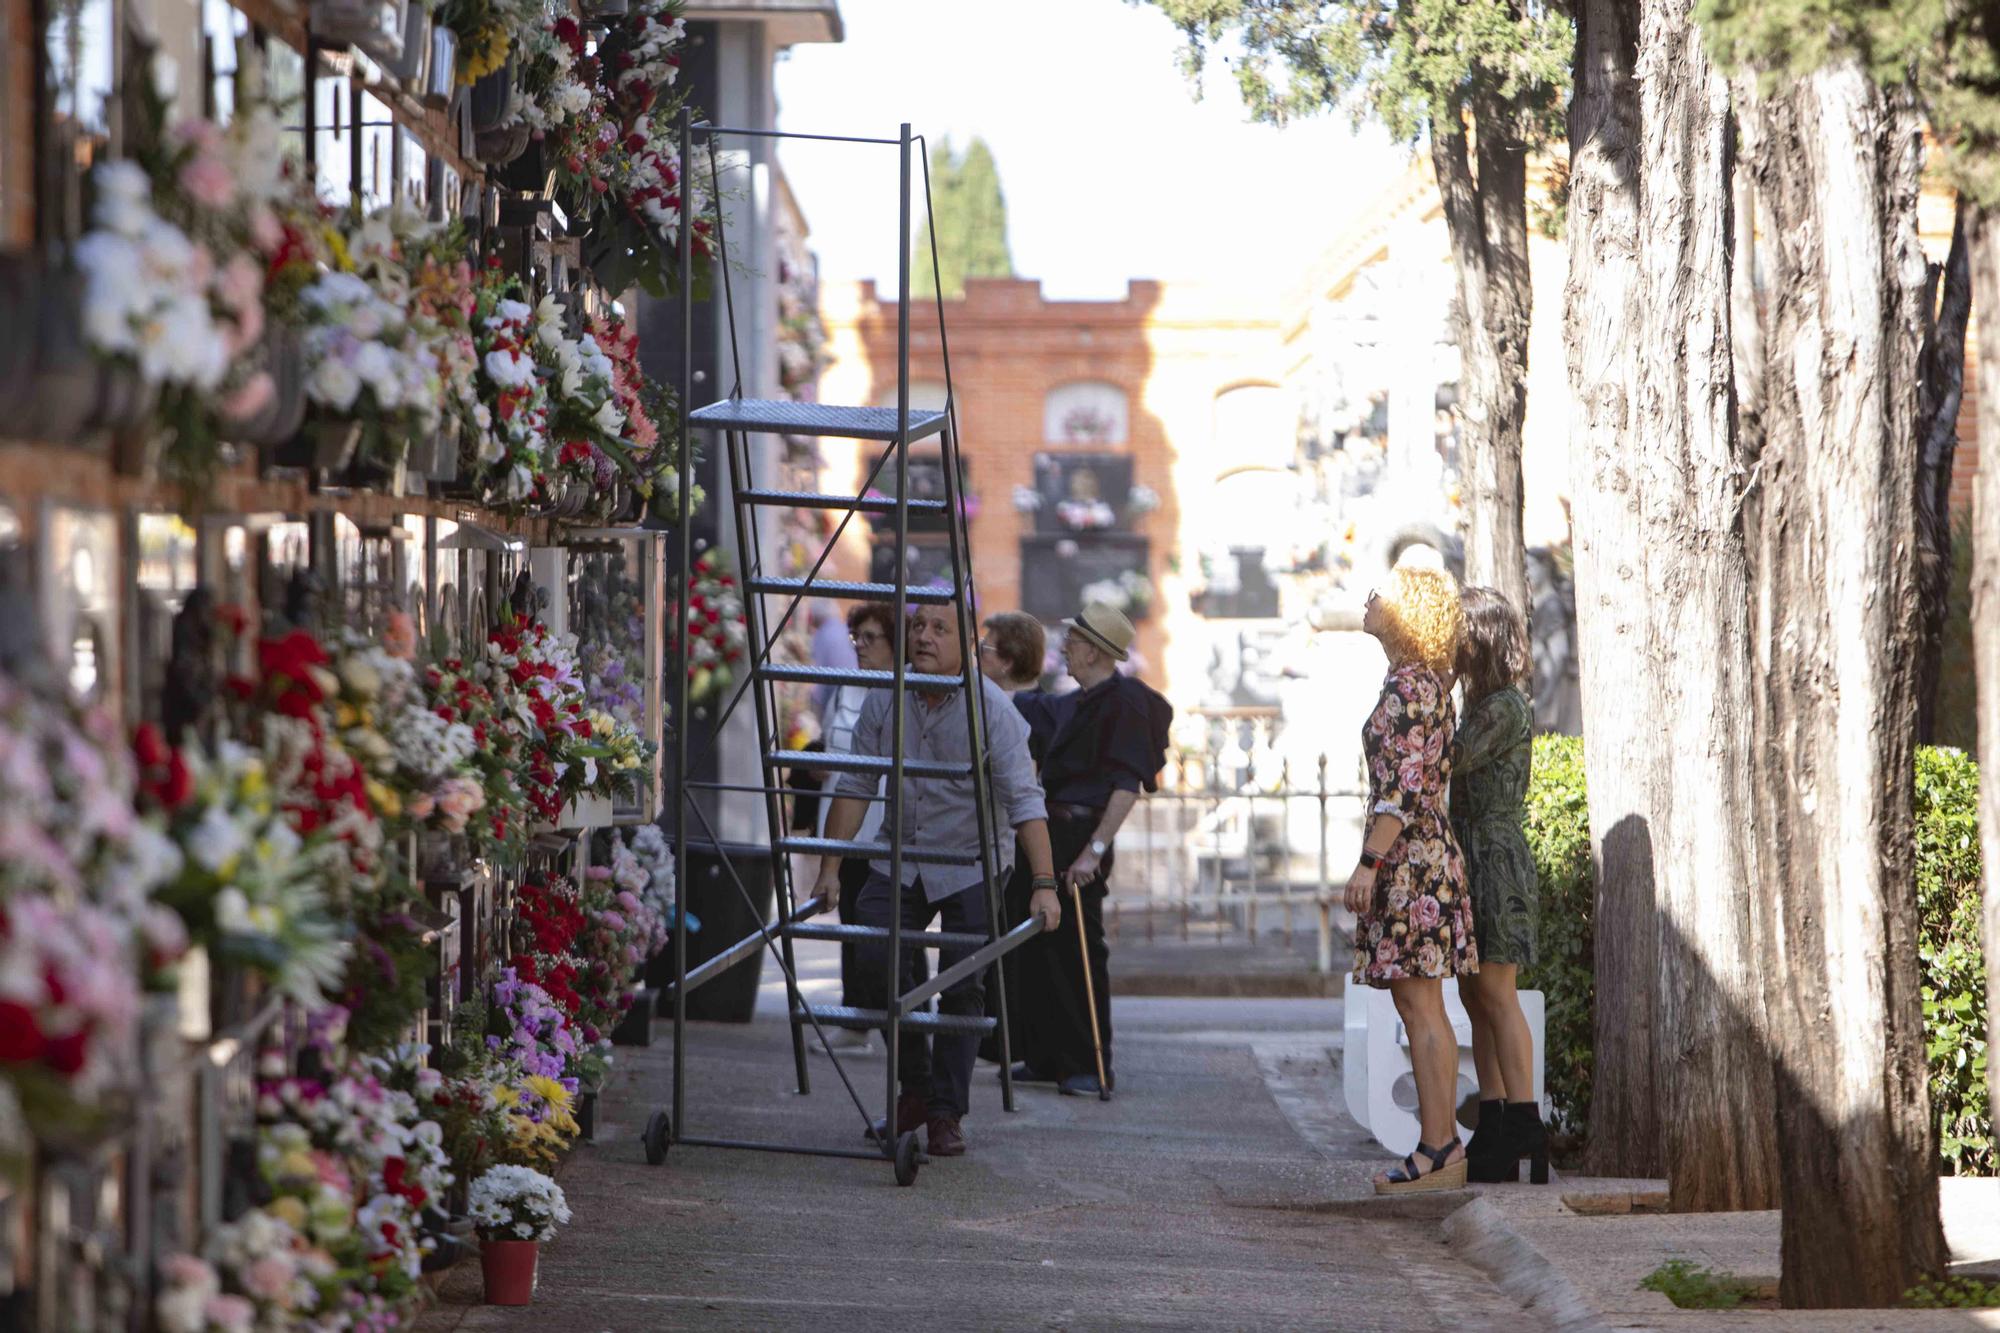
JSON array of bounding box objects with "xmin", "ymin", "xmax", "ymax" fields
[
  {"xmin": 769, "ymin": 751, "xmax": 970, "ymax": 780},
  {"xmin": 795, "ymin": 1004, "xmax": 996, "ymax": 1036},
  {"xmin": 740, "ymin": 488, "xmax": 949, "ymax": 516},
  {"xmin": 749, "ymin": 577, "xmax": 957, "ymax": 605},
  {"xmin": 785, "ymin": 922, "xmax": 989, "ymax": 950},
  {"xmin": 778, "ymin": 836, "xmax": 978, "ymax": 866},
  {"xmin": 690, "ymin": 398, "xmax": 948, "ymax": 442},
  {"xmin": 758, "ymin": 664, "xmax": 963, "ymax": 692}
]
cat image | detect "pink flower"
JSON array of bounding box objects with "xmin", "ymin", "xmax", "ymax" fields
[
  {"xmin": 180, "ymin": 154, "xmax": 235, "ymax": 209},
  {"xmin": 220, "ymin": 372, "xmax": 275, "ymax": 424},
  {"xmin": 203, "ymin": 1294, "xmax": 255, "ymax": 1333},
  {"xmin": 1409, "ymin": 895, "xmax": 1442, "ymax": 932},
  {"xmin": 242, "ymin": 1255, "xmax": 297, "ymax": 1301},
  {"xmin": 405, "ymin": 791, "xmax": 436, "ymax": 820}
]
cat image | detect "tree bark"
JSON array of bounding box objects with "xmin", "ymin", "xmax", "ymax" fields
[
  {"xmin": 1433, "ymin": 97, "xmax": 1532, "ymax": 619},
  {"xmin": 1914, "ymin": 202, "xmax": 1970, "ymax": 744},
  {"xmin": 1745, "ymin": 62, "xmax": 1946, "ymax": 1307},
  {"xmin": 1632, "ymin": 0, "xmax": 1779, "ymax": 1213},
  {"xmin": 1563, "ymin": 0, "xmax": 1663, "ymax": 1180},
  {"xmin": 1964, "ymin": 200, "xmax": 2000, "ymax": 1250}
]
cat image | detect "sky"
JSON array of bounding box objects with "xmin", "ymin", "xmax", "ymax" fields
[{"xmin": 773, "ymin": 0, "xmax": 1413, "ymax": 302}]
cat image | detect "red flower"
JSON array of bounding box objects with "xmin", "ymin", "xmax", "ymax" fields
[
  {"xmin": 43, "ymin": 1028, "xmax": 89, "ymax": 1075},
  {"xmin": 0, "ymin": 1000, "xmax": 46, "ymax": 1063}
]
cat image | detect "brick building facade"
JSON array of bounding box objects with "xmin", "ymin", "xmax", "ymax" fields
[{"xmin": 817, "ymin": 277, "xmax": 1281, "ymax": 697}]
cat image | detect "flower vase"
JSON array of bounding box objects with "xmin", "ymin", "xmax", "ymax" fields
[
  {"xmin": 496, "ymin": 138, "xmax": 554, "ymax": 196},
  {"xmin": 269, "ymin": 418, "xmax": 360, "ymax": 473},
  {"xmin": 577, "ymin": 1090, "xmax": 597, "ymax": 1141},
  {"xmin": 312, "ymin": 0, "xmax": 405, "ymax": 63},
  {"xmin": 425, "ymin": 27, "xmax": 458, "ymax": 107},
  {"xmin": 21, "ymin": 267, "xmax": 102, "ymax": 444},
  {"xmin": 479, "ymin": 1238, "xmax": 539, "ymax": 1305},
  {"xmin": 580, "ymin": 0, "xmax": 627, "ymax": 14},
  {"xmin": 222, "ymin": 328, "xmax": 308, "ymax": 448},
  {"xmin": 468, "ymin": 57, "xmax": 520, "ymax": 134}
]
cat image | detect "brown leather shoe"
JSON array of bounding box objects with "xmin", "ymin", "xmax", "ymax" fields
[
  {"xmin": 865, "ymin": 1092, "xmax": 929, "ymax": 1143},
  {"xmin": 926, "ymin": 1115, "xmax": 966, "ymax": 1157}
]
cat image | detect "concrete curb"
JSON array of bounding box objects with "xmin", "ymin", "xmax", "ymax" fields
[{"xmin": 1440, "ymin": 1193, "xmax": 1609, "ymax": 1332}]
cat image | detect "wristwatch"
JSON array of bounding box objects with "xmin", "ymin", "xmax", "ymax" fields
[{"xmin": 1089, "ymin": 839, "xmax": 1109, "ymax": 857}]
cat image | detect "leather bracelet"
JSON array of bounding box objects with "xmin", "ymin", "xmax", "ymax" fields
[
  {"xmin": 1031, "ymin": 875, "xmax": 1059, "ymax": 888},
  {"xmin": 1358, "ymin": 850, "xmax": 1383, "ymax": 870}
]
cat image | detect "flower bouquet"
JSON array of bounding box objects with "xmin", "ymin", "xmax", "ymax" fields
[
  {"xmin": 674, "ymin": 549, "xmax": 748, "ymax": 706},
  {"xmin": 135, "ymin": 726, "xmax": 351, "ymax": 1009},
  {"xmin": 468, "ymin": 271, "xmax": 556, "ymax": 506},
  {"xmin": 468, "ymin": 1163, "xmax": 570, "ymax": 1304}
]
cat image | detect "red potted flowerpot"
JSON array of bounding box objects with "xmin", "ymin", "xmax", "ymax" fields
[{"xmin": 480, "ymin": 1238, "xmax": 540, "ymax": 1305}]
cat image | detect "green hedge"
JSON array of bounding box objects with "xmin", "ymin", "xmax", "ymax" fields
[
  {"xmin": 1520, "ymin": 735, "xmax": 1594, "ymax": 1139},
  {"xmin": 1518, "ymin": 737, "xmax": 1990, "ymax": 1172},
  {"xmin": 1915, "ymin": 747, "xmax": 1991, "ymax": 1174}
]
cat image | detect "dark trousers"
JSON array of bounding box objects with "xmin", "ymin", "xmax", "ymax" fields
[
  {"xmin": 1004, "ymin": 808, "xmax": 1114, "ymax": 1082},
  {"xmin": 852, "ymin": 872, "xmax": 988, "ymax": 1118},
  {"xmin": 835, "ymin": 857, "xmax": 874, "ymax": 1008}
]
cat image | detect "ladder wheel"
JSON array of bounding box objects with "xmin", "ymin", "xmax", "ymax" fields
[
  {"xmin": 894, "ymin": 1130, "xmax": 921, "ymax": 1187},
  {"xmin": 642, "ymin": 1109, "xmax": 672, "ymax": 1165}
]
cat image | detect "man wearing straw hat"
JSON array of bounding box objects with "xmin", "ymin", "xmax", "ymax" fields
[{"xmin": 1004, "ymin": 601, "xmax": 1173, "ymax": 1099}]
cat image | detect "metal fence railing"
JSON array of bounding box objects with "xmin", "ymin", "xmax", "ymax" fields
[{"xmin": 1104, "ymin": 749, "xmax": 1366, "ymax": 973}]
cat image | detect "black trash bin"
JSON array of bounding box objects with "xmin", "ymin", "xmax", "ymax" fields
[{"xmin": 652, "ymin": 837, "xmax": 776, "ymax": 1023}]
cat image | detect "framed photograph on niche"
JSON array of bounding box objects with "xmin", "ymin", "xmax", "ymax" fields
[{"xmin": 1017, "ymin": 533, "xmax": 1152, "ymax": 626}]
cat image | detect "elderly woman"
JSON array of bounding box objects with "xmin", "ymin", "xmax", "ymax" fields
[
  {"xmin": 1453, "ymin": 586, "xmax": 1546, "ymax": 1183},
  {"xmin": 1347, "ymin": 564, "xmax": 1476, "ymax": 1193},
  {"xmin": 980, "ymin": 611, "xmax": 1047, "ymax": 693}
]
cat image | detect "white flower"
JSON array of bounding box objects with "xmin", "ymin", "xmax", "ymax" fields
[
  {"xmin": 187, "ymin": 804, "xmax": 249, "ymax": 873},
  {"xmin": 352, "ymin": 341, "xmax": 400, "ymax": 401},
  {"xmin": 484, "ymin": 349, "xmax": 535, "ymax": 389},
  {"xmin": 591, "ymin": 400, "xmax": 625, "ymax": 436},
  {"xmin": 91, "ymin": 161, "xmax": 153, "ymax": 237},
  {"xmin": 309, "ymin": 356, "xmax": 363, "ymax": 412}
]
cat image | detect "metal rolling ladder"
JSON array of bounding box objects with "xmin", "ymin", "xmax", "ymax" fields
[{"xmin": 644, "ymin": 115, "xmax": 1042, "ymax": 1186}]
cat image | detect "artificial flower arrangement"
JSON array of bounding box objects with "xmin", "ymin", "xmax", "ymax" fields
[
  {"xmin": 481, "ymin": 611, "xmax": 654, "ymax": 822},
  {"xmin": 675, "ymin": 548, "xmax": 748, "ymax": 706},
  {"xmin": 487, "ymin": 964, "xmax": 605, "ymax": 1098},
  {"xmin": 469, "ymin": 269, "xmax": 558, "ymax": 505},
  {"xmin": 580, "ymin": 862, "xmax": 666, "ymax": 990},
  {"xmin": 437, "ymin": 0, "xmax": 543, "ymax": 84},
  {"xmin": 422, "ymin": 652, "xmax": 531, "ymax": 865},
  {"xmin": 623, "ymin": 823, "xmax": 694, "ymax": 936},
  {"xmin": 296, "ymin": 264, "xmax": 444, "ymax": 477},
  {"xmin": 468, "ymin": 1163, "xmax": 571, "ymax": 1242},
  {"xmin": 134, "ymin": 725, "xmax": 352, "ymax": 1009},
  {"xmin": 0, "ymin": 675, "xmax": 186, "ymax": 1135},
  {"xmin": 327, "ymin": 623, "xmax": 487, "ymax": 843}
]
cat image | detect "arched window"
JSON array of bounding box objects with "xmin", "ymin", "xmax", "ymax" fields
[{"xmin": 1043, "ymin": 381, "xmax": 1128, "ymax": 446}]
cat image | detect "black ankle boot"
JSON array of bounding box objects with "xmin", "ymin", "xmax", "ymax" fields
[
  {"xmin": 1465, "ymin": 1100, "xmax": 1505, "ymax": 1159},
  {"xmin": 1465, "ymin": 1100, "xmax": 1514, "ymax": 1182},
  {"xmin": 1504, "ymin": 1101, "xmax": 1550, "ymax": 1185}
]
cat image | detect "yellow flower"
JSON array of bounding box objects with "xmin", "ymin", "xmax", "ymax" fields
[
  {"xmin": 366, "ymin": 780, "xmax": 402, "ymax": 820},
  {"xmin": 268, "ymin": 1196, "xmax": 308, "ymax": 1231},
  {"xmin": 523, "ymin": 1074, "xmax": 572, "ymax": 1112},
  {"xmin": 325, "ymin": 228, "xmax": 354, "ymax": 274}
]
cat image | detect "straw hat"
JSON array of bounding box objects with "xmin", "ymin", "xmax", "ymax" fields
[{"xmin": 1064, "ymin": 601, "xmax": 1134, "ymax": 662}]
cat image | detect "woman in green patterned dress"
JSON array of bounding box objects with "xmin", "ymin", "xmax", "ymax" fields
[{"xmin": 1452, "ymin": 586, "xmax": 1547, "ymax": 1184}]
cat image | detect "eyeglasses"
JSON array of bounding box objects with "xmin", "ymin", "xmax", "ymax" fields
[
  {"xmin": 977, "ymin": 641, "xmax": 997, "ymax": 655},
  {"xmin": 850, "ymin": 631, "xmax": 886, "ymax": 648}
]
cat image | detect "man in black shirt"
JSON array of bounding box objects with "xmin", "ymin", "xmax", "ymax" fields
[{"xmin": 1005, "ymin": 602, "xmax": 1172, "ymax": 1097}]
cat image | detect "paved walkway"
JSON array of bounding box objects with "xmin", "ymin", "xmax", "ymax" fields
[{"xmin": 418, "ymin": 943, "xmax": 1521, "ymax": 1330}]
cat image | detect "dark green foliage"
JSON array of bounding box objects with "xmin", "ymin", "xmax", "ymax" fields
[
  {"xmin": 1640, "ymin": 1259, "xmax": 1761, "ymax": 1310},
  {"xmin": 1135, "ymin": 0, "xmax": 1571, "ymax": 145},
  {"xmin": 338, "ymin": 883, "xmax": 439, "ymax": 1054},
  {"xmin": 1914, "ymin": 746, "xmax": 1991, "ymax": 1174},
  {"xmin": 1520, "ymin": 734, "xmax": 1593, "ymax": 1139},
  {"xmin": 1520, "ymin": 739, "xmax": 1989, "ymax": 1173},
  {"xmin": 912, "ymin": 137, "xmax": 1013, "ymax": 300}
]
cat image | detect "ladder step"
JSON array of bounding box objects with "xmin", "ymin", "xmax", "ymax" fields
[
  {"xmin": 778, "ymin": 836, "xmax": 979, "ymax": 866},
  {"xmin": 794, "ymin": 1004, "xmax": 996, "ymax": 1036},
  {"xmin": 769, "ymin": 752, "xmax": 970, "ymax": 780},
  {"xmin": 785, "ymin": 922, "xmax": 990, "ymax": 950},
  {"xmin": 749, "ymin": 578, "xmax": 956, "ymax": 605},
  {"xmin": 758, "ymin": 664, "xmax": 963, "ymax": 691},
  {"xmin": 740, "ymin": 488, "xmax": 948, "ymax": 516},
  {"xmin": 690, "ymin": 398, "xmax": 948, "ymax": 443}
]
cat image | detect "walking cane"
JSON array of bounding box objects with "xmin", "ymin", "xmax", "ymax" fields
[{"xmin": 1068, "ymin": 876, "xmax": 1112, "ymax": 1102}]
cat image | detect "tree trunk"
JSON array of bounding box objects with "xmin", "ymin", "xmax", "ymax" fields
[
  {"xmin": 1632, "ymin": 0, "xmax": 1779, "ymax": 1213},
  {"xmin": 1914, "ymin": 202, "xmax": 1970, "ymax": 744},
  {"xmin": 1745, "ymin": 62, "xmax": 1946, "ymax": 1307},
  {"xmin": 1563, "ymin": 0, "xmax": 1663, "ymax": 1180},
  {"xmin": 1964, "ymin": 199, "xmax": 2000, "ymax": 1244},
  {"xmin": 1433, "ymin": 100, "xmax": 1532, "ymax": 619}
]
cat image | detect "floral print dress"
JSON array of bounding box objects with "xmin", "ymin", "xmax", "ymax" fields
[{"xmin": 1352, "ymin": 661, "xmax": 1477, "ymax": 986}]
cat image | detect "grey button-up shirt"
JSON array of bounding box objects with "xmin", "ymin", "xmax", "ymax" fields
[{"xmin": 833, "ymin": 673, "xmax": 1048, "ymax": 901}]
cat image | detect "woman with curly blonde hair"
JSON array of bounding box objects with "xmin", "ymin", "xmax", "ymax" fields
[{"xmin": 1348, "ymin": 563, "xmax": 1477, "ymax": 1193}]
